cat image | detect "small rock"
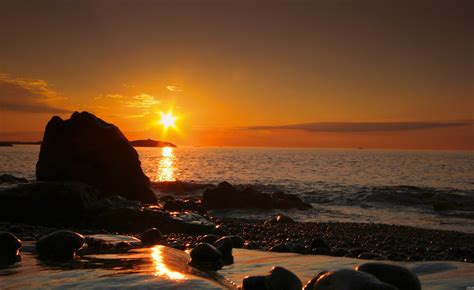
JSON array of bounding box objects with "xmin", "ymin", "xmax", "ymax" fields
[
  {"xmin": 358, "ymin": 252, "xmax": 387, "ymax": 260},
  {"xmin": 213, "ymin": 236, "xmax": 234, "ymax": 265},
  {"xmin": 331, "ymin": 248, "xmax": 349, "ymax": 257},
  {"xmin": 36, "ymin": 230, "xmax": 85, "ymax": 260},
  {"xmin": 356, "ymin": 263, "xmax": 421, "ymax": 290},
  {"xmin": 200, "ymin": 234, "xmax": 219, "ymax": 244},
  {"xmin": 189, "ymin": 242, "xmax": 224, "ymax": 271},
  {"xmin": 168, "ymin": 242, "xmax": 186, "ymax": 251},
  {"xmin": 266, "ymin": 266, "xmax": 302, "ymax": 290},
  {"xmin": 243, "ymin": 241, "xmax": 262, "ymax": 250},
  {"xmin": 312, "ymin": 269, "xmax": 397, "ymax": 290},
  {"xmin": 274, "ymin": 214, "xmax": 295, "ymax": 224},
  {"xmin": 310, "ymin": 238, "xmax": 329, "ymax": 250},
  {"xmin": 0, "ymin": 232, "xmax": 22, "ymax": 257},
  {"xmin": 229, "ymin": 235, "xmax": 245, "ymax": 248},
  {"xmin": 312, "ymin": 247, "xmax": 331, "ymax": 255},
  {"xmin": 269, "ymin": 243, "xmax": 293, "ymax": 253},
  {"xmin": 140, "ymin": 228, "xmax": 164, "ymax": 246},
  {"xmin": 350, "ymin": 248, "xmax": 368, "ymax": 256},
  {"xmin": 242, "ymin": 275, "xmax": 267, "ymax": 290},
  {"xmin": 303, "ymin": 271, "xmax": 328, "ymax": 290}
]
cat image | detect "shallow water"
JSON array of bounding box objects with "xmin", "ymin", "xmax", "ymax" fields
[
  {"xmin": 1, "ymin": 145, "xmax": 473, "ymax": 233},
  {"xmin": 1, "ymin": 239, "xmax": 473, "ymax": 289}
]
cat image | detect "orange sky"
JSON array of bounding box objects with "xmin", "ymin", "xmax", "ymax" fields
[{"xmin": 0, "ymin": 0, "xmax": 472, "ymax": 150}]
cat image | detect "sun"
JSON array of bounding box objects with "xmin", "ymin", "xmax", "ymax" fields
[{"xmin": 158, "ymin": 111, "xmax": 177, "ymax": 129}]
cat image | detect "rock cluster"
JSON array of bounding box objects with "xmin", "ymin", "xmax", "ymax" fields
[{"xmin": 202, "ymin": 182, "xmax": 312, "ymax": 210}]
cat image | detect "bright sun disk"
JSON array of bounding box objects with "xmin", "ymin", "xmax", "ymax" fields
[{"xmin": 159, "ymin": 111, "xmax": 177, "ymax": 129}]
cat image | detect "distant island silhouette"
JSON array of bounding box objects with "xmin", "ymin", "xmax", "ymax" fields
[{"xmin": 130, "ymin": 139, "xmax": 177, "ymax": 148}]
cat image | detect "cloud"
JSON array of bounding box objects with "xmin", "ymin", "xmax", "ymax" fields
[
  {"xmin": 245, "ymin": 121, "xmax": 473, "ymax": 133},
  {"xmin": 125, "ymin": 94, "xmax": 160, "ymax": 108},
  {"xmin": 0, "ymin": 73, "xmax": 69, "ymax": 113},
  {"xmin": 166, "ymin": 85, "xmax": 182, "ymax": 92}
]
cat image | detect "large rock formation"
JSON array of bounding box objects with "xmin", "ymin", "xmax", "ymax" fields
[
  {"xmin": 36, "ymin": 111, "xmax": 156, "ymax": 203},
  {"xmin": 202, "ymin": 182, "xmax": 312, "ymax": 210}
]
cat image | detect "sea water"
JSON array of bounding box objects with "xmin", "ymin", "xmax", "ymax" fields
[{"xmin": 1, "ymin": 145, "xmax": 473, "ymax": 233}]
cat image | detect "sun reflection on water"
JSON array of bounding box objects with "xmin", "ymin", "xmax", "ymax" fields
[
  {"xmin": 157, "ymin": 147, "xmax": 175, "ymax": 182},
  {"xmin": 151, "ymin": 246, "xmax": 186, "ymax": 280}
]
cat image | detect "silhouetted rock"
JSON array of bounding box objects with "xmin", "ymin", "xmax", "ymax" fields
[
  {"xmin": 242, "ymin": 275, "xmax": 267, "ymax": 290},
  {"xmin": 269, "ymin": 243, "xmax": 293, "ymax": 253},
  {"xmin": 199, "ymin": 234, "xmax": 219, "ymax": 244},
  {"xmin": 140, "ymin": 228, "xmax": 164, "ymax": 246},
  {"xmin": 303, "ymin": 271, "xmax": 328, "ymax": 290},
  {"xmin": 129, "ymin": 139, "xmax": 176, "ymax": 147},
  {"xmin": 202, "ymin": 182, "xmax": 312, "ymax": 210},
  {"xmin": 36, "ymin": 111, "xmax": 156, "ymax": 203},
  {"xmin": 0, "ymin": 142, "xmax": 13, "ymax": 147},
  {"xmin": 0, "ymin": 232, "xmax": 22, "ymax": 257},
  {"xmin": 265, "ymin": 213, "xmax": 295, "ymax": 224},
  {"xmin": 36, "ymin": 230, "xmax": 85, "ymax": 260},
  {"xmin": 213, "ymin": 236, "xmax": 234, "ymax": 265},
  {"xmin": 189, "ymin": 242, "xmax": 224, "ymax": 271},
  {"xmin": 229, "ymin": 235, "xmax": 245, "ymax": 248},
  {"xmin": 356, "ymin": 263, "xmax": 421, "ymax": 290},
  {"xmin": 312, "ymin": 269, "xmax": 397, "ymax": 290},
  {"xmin": 266, "ymin": 266, "xmax": 302, "ymax": 290},
  {"xmin": 0, "ymin": 182, "xmax": 97, "ymax": 226},
  {"xmin": 0, "ymin": 174, "xmax": 28, "ymax": 184},
  {"xmin": 310, "ymin": 237, "xmax": 330, "ymax": 250}
]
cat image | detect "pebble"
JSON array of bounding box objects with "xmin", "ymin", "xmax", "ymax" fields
[
  {"xmin": 189, "ymin": 242, "xmax": 224, "ymax": 271},
  {"xmin": 200, "ymin": 234, "xmax": 219, "ymax": 244},
  {"xmin": 140, "ymin": 228, "xmax": 164, "ymax": 246},
  {"xmin": 356, "ymin": 262, "xmax": 421, "ymax": 290},
  {"xmin": 242, "ymin": 275, "xmax": 267, "ymax": 290},
  {"xmin": 358, "ymin": 252, "xmax": 387, "ymax": 260},
  {"xmin": 310, "ymin": 238, "xmax": 329, "ymax": 250},
  {"xmin": 0, "ymin": 232, "xmax": 22, "ymax": 257},
  {"xmin": 266, "ymin": 266, "xmax": 302, "ymax": 290},
  {"xmin": 269, "ymin": 243, "xmax": 293, "ymax": 253},
  {"xmin": 36, "ymin": 230, "xmax": 85, "ymax": 260},
  {"xmin": 229, "ymin": 235, "xmax": 245, "ymax": 248},
  {"xmin": 312, "ymin": 268, "xmax": 397, "ymax": 290}
]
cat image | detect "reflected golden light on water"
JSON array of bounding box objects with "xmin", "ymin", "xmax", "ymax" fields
[
  {"xmin": 151, "ymin": 246, "xmax": 186, "ymax": 280},
  {"xmin": 156, "ymin": 147, "xmax": 176, "ymax": 182}
]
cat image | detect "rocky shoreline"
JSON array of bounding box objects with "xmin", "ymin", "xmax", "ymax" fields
[{"xmin": 2, "ymin": 214, "xmax": 472, "ymax": 264}]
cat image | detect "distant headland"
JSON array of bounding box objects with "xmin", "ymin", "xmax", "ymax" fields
[{"xmin": 130, "ymin": 139, "xmax": 177, "ymax": 148}]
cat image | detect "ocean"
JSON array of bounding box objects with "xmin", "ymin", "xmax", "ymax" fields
[{"xmin": 1, "ymin": 145, "xmax": 473, "ymax": 233}]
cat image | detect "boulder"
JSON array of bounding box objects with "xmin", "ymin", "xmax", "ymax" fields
[
  {"xmin": 189, "ymin": 242, "xmax": 224, "ymax": 271},
  {"xmin": 213, "ymin": 236, "xmax": 234, "ymax": 265},
  {"xmin": 356, "ymin": 263, "xmax": 421, "ymax": 290},
  {"xmin": 0, "ymin": 181, "xmax": 97, "ymax": 225},
  {"xmin": 36, "ymin": 230, "xmax": 85, "ymax": 260},
  {"xmin": 140, "ymin": 228, "xmax": 164, "ymax": 246},
  {"xmin": 266, "ymin": 266, "xmax": 302, "ymax": 290},
  {"xmin": 312, "ymin": 269, "xmax": 397, "ymax": 290},
  {"xmin": 202, "ymin": 182, "xmax": 312, "ymax": 210},
  {"xmin": 36, "ymin": 111, "xmax": 156, "ymax": 203}
]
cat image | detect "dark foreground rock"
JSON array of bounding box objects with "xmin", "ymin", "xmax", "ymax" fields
[
  {"xmin": 140, "ymin": 228, "xmax": 164, "ymax": 246},
  {"xmin": 266, "ymin": 266, "xmax": 302, "ymax": 290},
  {"xmin": 189, "ymin": 242, "xmax": 224, "ymax": 271},
  {"xmin": 311, "ymin": 269, "xmax": 396, "ymax": 290},
  {"xmin": 36, "ymin": 111, "xmax": 156, "ymax": 203},
  {"xmin": 0, "ymin": 174, "xmax": 28, "ymax": 184},
  {"xmin": 0, "ymin": 232, "xmax": 22, "ymax": 258},
  {"xmin": 0, "ymin": 181, "xmax": 97, "ymax": 225},
  {"xmin": 202, "ymin": 182, "xmax": 312, "ymax": 210},
  {"xmin": 356, "ymin": 263, "xmax": 421, "ymax": 290},
  {"xmin": 36, "ymin": 230, "xmax": 85, "ymax": 260}
]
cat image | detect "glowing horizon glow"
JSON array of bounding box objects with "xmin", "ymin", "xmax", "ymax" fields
[{"xmin": 151, "ymin": 245, "xmax": 186, "ymax": 280}]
